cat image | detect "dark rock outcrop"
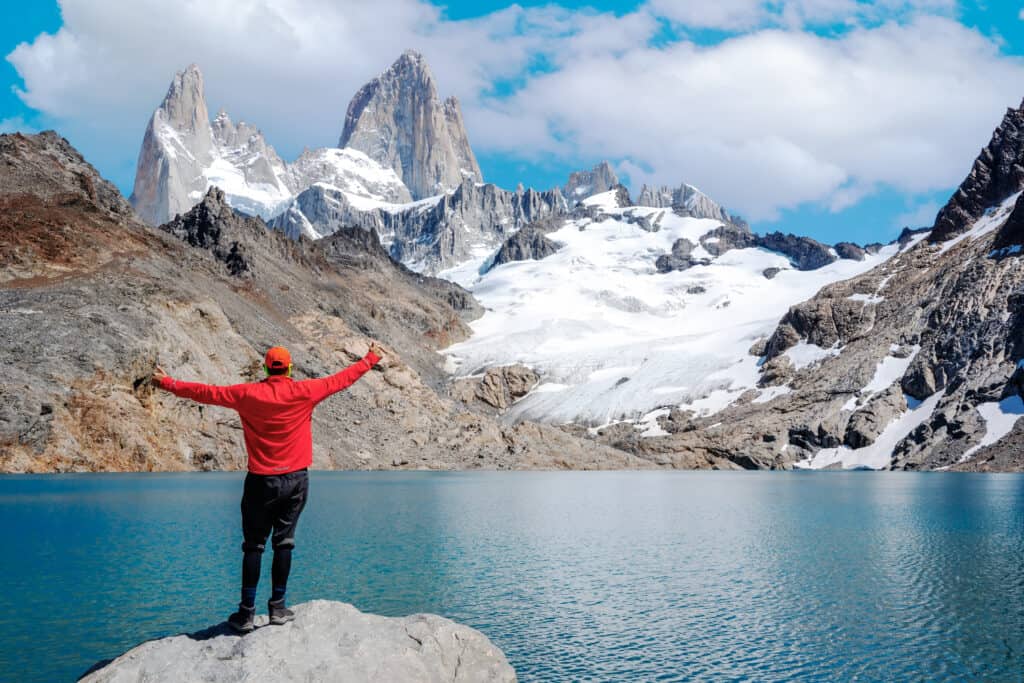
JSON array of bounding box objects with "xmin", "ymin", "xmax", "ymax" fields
[
  {"xmin": 160, "ymin": 187, "xmax": 260, "ymax": 277},
  {"xmin": 991, "ymin": 191, "xmax": 1024, "ymax": 250},
  {"xmin": 758, "ymin": 232, "xmax": 836, "ymax": 271},
  {"xmin": 930, "ymin": 98, "xmax": 1024, "ymax": 243},
  {"xmin": 488, "ymin": 222, "xmax": 562, "ymax": 270},
  {"xmin": 656, "ymin": 238, "xmax": 709, "ymax": 273},
  {"xmin": 834, "ymin": 242, "xmax": 866, "ymax": 261},
  {"xmin": 699, "ymin": 224, "xmax": 757, "ymax": 257}
]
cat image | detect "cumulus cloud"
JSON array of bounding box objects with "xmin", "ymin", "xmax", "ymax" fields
[
  {"xmin": 468, "ymin": 15, "xmax": 1024, "ymax": 219},
  {"xmin": 6, "ymin": 0, "xmax": 1023, "ymax": 222}
]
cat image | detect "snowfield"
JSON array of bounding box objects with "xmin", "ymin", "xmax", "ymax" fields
[{"xmin": 440, "ymin": 190, "xmax": 901, "ymax": 426}]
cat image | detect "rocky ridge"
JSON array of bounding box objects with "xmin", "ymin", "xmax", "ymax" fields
[
  {"xmin": 272, "ymin": 178, "xmax": 567, "ymax": 274},
  {"xmin": 80, "ymin": 600, "xmax": 516, "ymax": 682},
  {"xmin": 636, "ymin": 182, "xmax": 744, "ymax": 226}
]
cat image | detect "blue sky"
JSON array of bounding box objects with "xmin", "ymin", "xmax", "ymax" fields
[{"xmin": 4, "ymin": 1, "xmax": 1024, "ymax": 245}]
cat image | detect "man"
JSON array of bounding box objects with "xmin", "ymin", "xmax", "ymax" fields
[{"xmin": 152, "ymin": 341, "xmax": 384, "ymax": 633}]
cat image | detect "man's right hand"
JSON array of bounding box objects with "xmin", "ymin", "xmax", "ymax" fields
[
  {"xmin": 151, "ymin": 365, "xmax": 168, "ymax": 388},
  {"xmin": 368, "ymin": 341, "xmax": 385, "ymax": 360}
]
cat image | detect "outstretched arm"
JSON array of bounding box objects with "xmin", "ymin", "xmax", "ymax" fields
[
  {"xmin": 151, "ymin": 365, "xmax": 247, "ymax": 409},
  {"xmin": 306, "ymin": 342, "xmax": 384, "ymax": 404}
]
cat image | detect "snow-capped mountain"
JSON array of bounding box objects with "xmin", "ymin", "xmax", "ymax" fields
[
  {"xmin": 131, "ymin": 64, "xmax": 218, "ymax": 225},
  {"xmin": 339, "ymin": 49, "xmax": 482, "ymax": 200},
  {"xmin": 440, "ymin": 188, "xmax": 899, "ymax": 426},
  {"xmin": 131, "ymin": 55, "xmax": 542, "ymax": 273},
  {"xmin": 130, "ymin": 64, "xmax": 410, "ymax": 227}
]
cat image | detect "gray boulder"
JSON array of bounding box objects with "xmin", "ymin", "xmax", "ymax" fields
[
  {"xmin": 79, "ymin": 601, "xmax": 516, "ymax": 682},
  {"xmin": 452, "ymin": 364, "xmax": 540, "ymax": 411},
  {"xmin": 844, "ymin": 386, "xmax": 906, "ymax": 448}
]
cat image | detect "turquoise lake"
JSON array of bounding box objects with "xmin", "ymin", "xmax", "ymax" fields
[{"xmin": 3, "ymin": 471, "xmax": 1023, "ymax": 681}]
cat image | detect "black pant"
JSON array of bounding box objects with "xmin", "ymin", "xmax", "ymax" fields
[{"xmin": 240, "ymin": 469, "xmax": 309, "ymax": 602}]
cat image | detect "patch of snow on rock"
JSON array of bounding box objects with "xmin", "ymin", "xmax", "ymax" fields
[
  {"xmin": 797, "ymin": 391, "xmax": 944, "ymax": 470},
  {"xmin": 958, "ymin": 395, "xmax": 1024, "ymax": 462},
  {"xmin": 784, "ymin": 341, "xmax": 842, "ymax": 370}
]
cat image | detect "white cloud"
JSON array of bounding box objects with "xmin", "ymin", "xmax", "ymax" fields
[
  {"xmin": 895, "ymin": 199, "xmax": 941, "ymax": 229},
  {"xmin": 6, "ymin": 0, "xmax": 1022, "ymax": 222},
  {"xmin": 647, "ymin": 0, "xmax": 956, "ymax": 31},
  {"xmin": 468, "ymin": 15, "xmax": 1024, "ymax": 219},
  {"xmin": 0, "ymin": 116, "xmax": 37, "ymax": 134},
  {"xmin": 1020, "ymin": 8, "xmax": 1024, "ymax": 21}
]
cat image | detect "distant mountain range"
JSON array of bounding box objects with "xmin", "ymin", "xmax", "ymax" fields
[
  {"xmin": 129, "ymin": 51, "xmax": 818, "ymax": 275},
  {"xmin": 3, "ymin": 51, "xmax": 1024, "ymax": 471}
]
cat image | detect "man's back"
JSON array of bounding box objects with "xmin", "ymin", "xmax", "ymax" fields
[{"xmin": 158, "ymin": 351, "xmax": 381, "ymax": 473}]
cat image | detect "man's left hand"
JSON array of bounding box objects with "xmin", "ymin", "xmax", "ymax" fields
[{"xmin": 151, "ymin": 365, "xmax": 168, "ymax": 388}]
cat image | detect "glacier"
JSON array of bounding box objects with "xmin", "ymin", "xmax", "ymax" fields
[{"xmin": 440, "ymin": 190, "xmax": 901, "ymax": 427}]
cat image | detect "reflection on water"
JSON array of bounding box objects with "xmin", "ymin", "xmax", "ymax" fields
[{"xmin": 2, "ymin": 472, "xmax": 1023, "ymax": 681}]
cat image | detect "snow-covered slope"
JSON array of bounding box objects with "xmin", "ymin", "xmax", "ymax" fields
[
  {"xmin": 440, "ymin": 190, "xmax": 900, "ymax": 426},
  {"xmin": 287, "ymin": 148, "xmax": 411, "ymax": 205}
]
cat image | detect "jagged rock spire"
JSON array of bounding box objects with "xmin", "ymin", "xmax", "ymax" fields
[
  {"xmin": 338, "ymin": 49, "xmax": 483, "ymax": 200},
  {"xmin": 931, "ymin": 99, "xmax": 1024, "ymax": 243},
  {"xmin": 130, "ymin": 64, "xmax": 216, "ymax": 225}
]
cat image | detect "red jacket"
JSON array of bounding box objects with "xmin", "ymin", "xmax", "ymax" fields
[{"xmin": 160, "ymin": 351, "xmax": 380, "ymax": 474}]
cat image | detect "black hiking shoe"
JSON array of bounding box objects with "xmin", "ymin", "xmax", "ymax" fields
[
  {"xmin": 227, "ymin": 604, "xmax": 255, "ymax": 634},
  {"xmin": 268, "ymin": 598, "xmax": 294, "ymax": 625}
]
